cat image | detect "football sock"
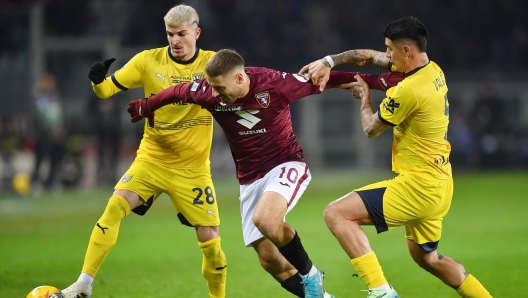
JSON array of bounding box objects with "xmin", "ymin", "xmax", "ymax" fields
[
  {"xmin": 280, "ymin": 273, "xmax": 304, "ymax": 297},
  {"xmin": 351, "ymin": 251, "xmax": 389, "ymax": 289},
  {"xmin": 77, "ymin": 272, "xmax": 94, "ymax": 287},
  {"xmin": 82, "ymin": 195, "xmax": 130, "ymax": 278},
  {"xmin": 199, "ymin": 237, "xmax": 227, "ymax": 298},
  {"xmin": 277, "ymin": 231, "xmax": 313, "ymax": 275},
  {"xmin": 370, "ymin": 284, "xmax": 392, "ymax": 291},
  {"xmin": 456, "ymin": 274, "xmax": 493, "ymax": 298}
]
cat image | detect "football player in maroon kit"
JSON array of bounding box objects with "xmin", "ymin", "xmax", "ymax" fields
[{"xmin": 127, "ymin": 49, "xmax": 402, "ymax": 298}]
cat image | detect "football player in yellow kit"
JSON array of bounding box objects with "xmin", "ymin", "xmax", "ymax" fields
[
  {"xmin": 62, "ymin": 5, "xmax": 226, "ymax": 298},
  {"xmin": 301, "ymin": 16, "xmax": 492, "ymax": 298}
]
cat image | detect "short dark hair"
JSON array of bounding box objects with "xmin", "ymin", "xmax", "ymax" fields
[
  {"xmin": 205, "ymin": 49, "xmax": 245, "ymax": 77},
  {"xmin": 383, "ymin": 16, "xmax": 428, "ymax": 52}
]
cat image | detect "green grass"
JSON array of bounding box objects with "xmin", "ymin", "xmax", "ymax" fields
[{"xmin": 1, "ymin": 171, "xmax": 527, "ymax": 297}]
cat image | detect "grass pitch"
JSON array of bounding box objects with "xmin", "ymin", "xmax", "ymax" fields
[{"xmin": 1, "ymin": 171, "xmax": 527, "ymax": 297}]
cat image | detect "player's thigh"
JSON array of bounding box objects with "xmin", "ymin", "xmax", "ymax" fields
[
  {"xmin": 254, "ymin": 191, "xmax": 288, "ymax": 226},
  {"xmin": 404, "ymin": 176, "xmax": 453, "ymax": 250},
  {"xmin": 325, "ymin": 191, "xmax": 372, "ymax": 225},
  {"xmin": 167, "ymin": 168, "xmax": 220, "ymax": 228},
  {"xmin": 255, "ymin": 161, "xmax": 311, "ymax": 225},
  {"xmin": 241, "ymin": 161, "xmax": 311, "ymax": 247},
  {"xmin": 115, "ymin": 156, "xmax": 166, "ymax": 214},
  {"xmin": 353, "ymin": 175, "xmax": 423, "ymax": 233},
  {"xmin": 261, "ymin": 161, "xmax": 311, "ymax": 214}
]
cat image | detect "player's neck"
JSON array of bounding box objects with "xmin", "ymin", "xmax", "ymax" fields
[
  {"xmin": 240, "ymin": 73, "xmax": 251, "ymax": 98},
  {"xmin": 405, "ymin": 52, "xmax": 429, "ymax": 73}
]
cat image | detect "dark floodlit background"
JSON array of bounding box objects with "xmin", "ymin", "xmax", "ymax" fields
[
  {"xmin": 1, "ymin": 0, "xmax": 527, "ymax": 194},
  {"xmin": 2, "ymin": 2, "xmax": 528, "ymax": 297}
]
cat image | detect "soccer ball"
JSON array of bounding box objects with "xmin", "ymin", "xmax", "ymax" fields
[{"xmin": 26, "ymin": 285, "xmax": 64, "ymax": 298}]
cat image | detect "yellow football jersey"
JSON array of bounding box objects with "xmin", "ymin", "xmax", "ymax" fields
[
  {"xmin": 93, "ymin": 47, "xmax": 216, "ymax": 168},
  {"xmin": 378, "ymin": 61, "xmax": 452, "ymax": 179}
]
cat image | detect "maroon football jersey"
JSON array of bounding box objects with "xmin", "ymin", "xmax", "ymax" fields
[{"xmin": 153, "ymin": 67, "xmax": 403, "ymax": 184}]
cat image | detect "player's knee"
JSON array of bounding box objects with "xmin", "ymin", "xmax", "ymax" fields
[
  {"xmin": 196, "ymin": 226, "xmax": 220, "ymax": 242},
  {"xmin": 323, "ymin": 203, "xmax": 340, "ymax": 229},
  {"xmin": 410, "ymin": 252, "xmax": 436, "ymax": 271},
  {"xmin": 253, "ymin": 215, "xmax": 277, "ymax": 238}
]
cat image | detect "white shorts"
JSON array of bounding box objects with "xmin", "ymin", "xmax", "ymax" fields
[{"xmin": 239, "ymin": 161, "xmax": 312, "ymax": 247}]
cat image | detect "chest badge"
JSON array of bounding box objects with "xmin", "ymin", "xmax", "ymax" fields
[{"xmin": 255, "ymin": 91, "xmax": 270, "ymax": 108}]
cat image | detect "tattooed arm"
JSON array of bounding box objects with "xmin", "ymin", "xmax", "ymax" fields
[
  {"xmin": 349, "ymin": 74, "xmax": 390, "ymax": 138},
  {"xmin": 299, "ymin": 49, "xmax": 390, "ymax": 91},
  {"xmin": 330, "ymin": 50, "xmax": 390, "ymax": 69}
]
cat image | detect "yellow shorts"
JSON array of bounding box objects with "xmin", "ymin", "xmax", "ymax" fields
[
  {"xmin": 115, "ymin": 154, "xmax": 220, "ymax": 227},
  {"xmin": 354, "ymin": 173, "xmax": 453, "ymax": 252}
]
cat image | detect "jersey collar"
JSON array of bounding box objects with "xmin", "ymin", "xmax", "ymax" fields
[
  {"xmin": 168, "ymin": 46, "xmax": 200, "ymax": 65},
  {"xmin": 404, "ymin": 61, "xmax": 430, "ymax": 77}
]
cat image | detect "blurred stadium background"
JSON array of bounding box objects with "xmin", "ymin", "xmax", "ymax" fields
[
  {"xmin": 1, "ymin": 0, "xmax": 528, "ymax": 297},
  {"xmin": 1, "ymin": 0, "xmax": 527, "ymax": 193}
]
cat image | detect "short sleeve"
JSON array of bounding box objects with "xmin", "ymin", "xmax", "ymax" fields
[
  {"xmin": 112, "ymin": 51, "xmax": 145, "ymax": 90},
  {"xmin": 378, "ymin": 83, "xmax": 417, "ymax": 126}
]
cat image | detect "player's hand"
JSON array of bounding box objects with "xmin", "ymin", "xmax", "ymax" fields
[
  {"xmin": 127, "ymin": 99, "xmax": 155, "ymax": 127},
  {"xmin": 349, "ymin": 75, "xmax": 369, "ymax": 100},
  {"xmin": 88, "ymin": 58, "xmax": 116, "ymax": 84},
  {"xmin": 299, "ymin": 59, "xmax": 332, "ymax": 92}
]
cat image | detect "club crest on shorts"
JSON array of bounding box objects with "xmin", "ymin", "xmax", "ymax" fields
[
  {"xmin": 255, "ymin": 91, "xmax": 270, "ymax": 108},
  {"xmin": 121, "ymin": 174, "xmax": 133, "ymax": 183}
]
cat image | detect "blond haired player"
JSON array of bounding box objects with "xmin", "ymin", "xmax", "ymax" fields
[
  {"xmin": 301, "ymin": 16, "xmax": 492, "ymax": 298},
  {"xmin": 62, "ymin": 5, "xmax": 226, "ymax": 298}
]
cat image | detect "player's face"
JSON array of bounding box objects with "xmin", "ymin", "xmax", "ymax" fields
[
  {"xmin": 385, "ymin": 38, "xmax": 406, "ymax": 69},
  {"xmin": 166, "ymin": 22, "xmax": 200, "ymax": 61},
  {"xmin": 208, "ymin": 72, "xmax": 245, "ymax": 104}
]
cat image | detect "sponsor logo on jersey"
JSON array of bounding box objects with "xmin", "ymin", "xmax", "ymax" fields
[
  {"xmin": 214, "ymin": 105, "xmax": 242, "ymax": 112},
  {"xmin": 192, "ymin": 72, "xmax": 204, "ymax": 81},
  {"xmin": 170, "ymin": 75, "xmax": 193, "ymax": 84},
  {"xmin": 156, "ymin": 72, "xmax": 167, "ymax": 82},
  {"xmin": 292, "ymin": 73, "xmax": 309, "ymax": 82},
  {"xmin": 255, "ymin": 91, "xmax": 270, "ymax": 108},
  {"xmin": 236, "ymin": 110, "xmax": 261, "ymax": 129},
  {"xmin": 121, "ymin": 174, "xmax": 133, "ymax": 183},
  {"xmin": 239, "ymin": 128, "xmax": 267, "ymax": 135},
  {"xmin": 380, "ymin": 77, "xmax": 387, "ymax": 88},
  {"xmin": 384, "ymin": 97, "xmax": 400, "ymax": 114}
]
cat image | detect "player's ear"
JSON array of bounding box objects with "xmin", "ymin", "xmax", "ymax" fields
[
  {"xmin": 235, "ymin": 72, "xmax": 244, "ymax": 84},
  {"xmin": 195, "ymin": 27, "xmax": 201, "ymax": 40},
  {"xmin": 403, "ymin": 44, "xmax": 411, "ymax": 57}
]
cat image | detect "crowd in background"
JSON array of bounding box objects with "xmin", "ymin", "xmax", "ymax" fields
[{"xmin": 0, "ymin": 0, "xmax": 527, "ymax": 195}]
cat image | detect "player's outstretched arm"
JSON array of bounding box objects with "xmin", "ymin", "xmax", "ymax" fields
[
  {"xmin": 127, "ymin": 82, "xmax": 191, "ymax": 127},
  {"xmin": 88, "ymin": 58, "xmax": 116, "ymax": 85},
  {"xmin": 349, "ymin": 74, "xmax": 390, "ymax": 138},
  {"xmin": 299, "ymin": 50, "xmax": 390, "ymax": 91},
  {"xmin": 330, "ymin": 49, "xmax": 390, "ymax": 69},
  {"xmin": 128, "ymin": 99, "xmax": 155, "ymax": 127}
]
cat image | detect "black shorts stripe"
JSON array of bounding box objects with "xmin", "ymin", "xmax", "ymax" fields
[
  {"xmin": 111, "ymin": 74, "xmax": 128, "ymax": 91},
  {"xmin": 356, "ymin": 187, "xmax": 389, "ymax": 233},
  {"xmin": 418, "ymin": 241, "xmax": 439, "ymax": 253}
]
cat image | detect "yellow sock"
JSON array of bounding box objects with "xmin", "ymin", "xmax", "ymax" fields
[
  {"xmin": 456, "ymin": 274, "xmax": 493, "ymax": 298},
  {"xmin": 82, "ymin": 195, "xmax": 130, "ymax": 277},
  {"xmin": 351, "ymin": 251, "xmax": 388, "ymax": 289},
  {"xmin": 199, "ymin": 237, "xmax": 227, "ymax": 298}
]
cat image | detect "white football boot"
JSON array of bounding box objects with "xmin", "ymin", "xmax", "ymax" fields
[{"xmin": 61, "ymin": 281, "xmax": 92, "ymax": 298}]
